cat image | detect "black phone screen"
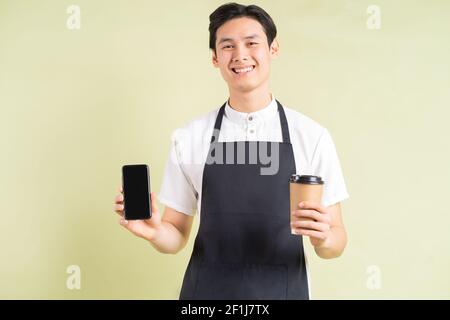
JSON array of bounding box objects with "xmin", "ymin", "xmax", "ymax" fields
[{"xmin": 122, "ymin": 164, "xmax": 151, "ymax": 220}]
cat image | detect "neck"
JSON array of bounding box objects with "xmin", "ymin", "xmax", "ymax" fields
[{"xmin": 228, "ymin": 85, "xmax": 272, "ymax": 113}]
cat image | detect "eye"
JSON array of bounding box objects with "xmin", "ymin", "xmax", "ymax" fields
[
  {"xmin": 222, "ymin": 45, "xmax": 233, "ymax": 49},
  {"xmin": 249, "ymin": 42, "xmax": 258, "ymax": 46}
]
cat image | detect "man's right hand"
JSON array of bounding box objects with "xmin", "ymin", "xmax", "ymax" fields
[{"xmin": 113, "ymin": 186, "xmax": 162, "ymax": 241}]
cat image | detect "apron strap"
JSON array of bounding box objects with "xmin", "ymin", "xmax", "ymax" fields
[
  {"xmin": 211, "ymin": 102, "xmax": 227, "ymax": 143},
  {"xmin": 276, "ymin": 99, "xmax": 291, "ymax": 144},
  {"xmin": 211, "ymin": 99, "xmax": 291, "ymax": 144}
]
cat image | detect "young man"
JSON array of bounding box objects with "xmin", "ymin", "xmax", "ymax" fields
[{"xmin": 113, "ymin": 3, "xmax": 349, "ymax": 300}]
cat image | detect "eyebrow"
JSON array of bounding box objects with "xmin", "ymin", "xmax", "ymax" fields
[{"xmin": 217, "ymin": 34, "xmax": 260, "ymax": 45}]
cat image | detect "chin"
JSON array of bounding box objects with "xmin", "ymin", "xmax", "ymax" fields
[
  {"xmin": 233, "ymin": 85, "xmax": 258, "ymax": 93},
  {"xmin": 226, "ymin": 79, "xmax": 257, "ymax": 91},
  {"xmin": 238, "ymin": 81, "xmax": 262, "ymax": 92}
]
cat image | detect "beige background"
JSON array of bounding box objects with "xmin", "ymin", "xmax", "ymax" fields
[{"xmin": 1, "ymin": 0, "xmax": 449, "ymax": 299}]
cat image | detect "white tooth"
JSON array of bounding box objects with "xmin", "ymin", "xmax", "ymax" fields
[{"xmin": 235, "ymin": 66, "xmax": 253, "ymax": 73}]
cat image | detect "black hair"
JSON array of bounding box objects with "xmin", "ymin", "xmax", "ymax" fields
[{"xmin": 209, "ymin": 3, "xmax": 277, "ymax": 53}]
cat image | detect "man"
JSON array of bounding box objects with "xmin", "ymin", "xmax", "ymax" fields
[{"xmin": 113, "ymin": 3, "xmax": 349, "ymax": 300}]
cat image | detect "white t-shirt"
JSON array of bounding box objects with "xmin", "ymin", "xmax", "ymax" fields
[{"xmin": 158, "ymin": 95, "xmax": 349, "ymax": 216}]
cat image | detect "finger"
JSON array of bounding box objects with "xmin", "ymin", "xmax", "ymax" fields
[
  {"xmin": 150, "ymin": 192, "xmax": 159, "ymax": 214},
  {"xmin": 293, "ymin": 209, "xmax": 321, "ymax": 221},
  {"xmin": 294, "ymin": 209, "xmax": 330, "ymax": 224},
  {"xmin": 119, "ymin": 217, "xmax": 129, "ymax": 227},
  {"xmin": 115, "ymin": 194, "xmax": 124, "ymax": 203},
  {"xmin": 294, "ymin": 228, "xmax": 327, "ymax": 240},
  {"xmin": 299, "ymin": 201, "xmax": 325, "ymax": 213},
  {"xmin": 291, "ymin": 220, "xmax": 330, "ymax": 232},
  {"xmin": 291, "ymin": 211, "xmax": 315, "ymax": 224},
  {"xmin": 114, "ymin": 204, "xmax": 124, "ymax": 216}
]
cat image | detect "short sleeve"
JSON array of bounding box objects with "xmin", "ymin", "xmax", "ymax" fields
[
  {"xmin": 158, "ymin": 131, "xmax": 197, "ymax": 216},
  {"xmin": 310, "ymin": 128, "xmax": 349, "ymax": 207}
]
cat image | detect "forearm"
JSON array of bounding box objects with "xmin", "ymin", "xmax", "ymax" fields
[
  {"xmin": 147, "ymin": 221, "xmax": 187, "ymax": 254},
  {"xmin": 314, "ymin": 225, "xmax": 347, "ymax": 259}
]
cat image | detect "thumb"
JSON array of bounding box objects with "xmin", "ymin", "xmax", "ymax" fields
[
  {"xmin": 119, "ymin": 217, "xmax": 130, "ymax": 229},
  {"xmin": 145, "ymin": 192, "xmax": 161, "ymax": 228},
  {"xmin": 150, "ymin": 192, "xmax": 160, "ymax": 216}
]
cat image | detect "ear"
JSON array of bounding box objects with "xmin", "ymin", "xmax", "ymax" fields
[
  {"xmin": 270, "ymin": 38, "xmax": 280, "ymax": 59},
  {"xmin": 211, "ymin": 50, "xmax": 219, "ymax": 68}
]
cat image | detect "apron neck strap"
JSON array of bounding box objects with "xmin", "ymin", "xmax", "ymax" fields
[
  {"xmin": 211, "ymin": 99, "xmax": 291, "ymax": 144},
  {"xmin": 276, "ymin": 100, "xmax": 291, "ymax": 144}
]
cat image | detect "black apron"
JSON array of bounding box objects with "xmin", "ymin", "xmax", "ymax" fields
[{"xmin": 179, "ymin": 100, "xmax": 309, "ymax": 300}]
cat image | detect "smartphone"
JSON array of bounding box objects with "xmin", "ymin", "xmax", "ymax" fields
[{"xmin": 122, "ymin": 164, "xmax": 152, "ymax": 220}]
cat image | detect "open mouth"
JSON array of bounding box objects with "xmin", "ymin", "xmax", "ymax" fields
[{"xmin": 231, "ymin": 65, "xmax": 256, "ymax": 75}]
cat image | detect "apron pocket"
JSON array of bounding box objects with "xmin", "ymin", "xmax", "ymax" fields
[{"xmin": 194, "ymin": 262, "xmax": 287, "ymax": 300}]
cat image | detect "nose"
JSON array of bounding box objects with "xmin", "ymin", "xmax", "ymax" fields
[
  {"xmin": 232, "ymin": 43, "xmax": 249, "ymax": 63},
  {"xmin": 233, "ymin": 56, "xmax": 248, "ymax": 63}
]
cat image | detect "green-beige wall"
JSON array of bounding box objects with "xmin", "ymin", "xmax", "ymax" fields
[{"xmin": 1, "ymin": 0, "xmax": 449, "ymax": 299}]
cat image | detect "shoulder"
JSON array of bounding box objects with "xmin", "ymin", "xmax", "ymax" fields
[
  {"xmin": 282, "ymin": 105, "xmax": 326, "ymax": 145},
  {"xmin": 170, "ymin": 107, "xmax": 220, "ymax": 149},
  {"xmin": 180, "ymin": 108, "xmax": 218, "ymax": 134}
]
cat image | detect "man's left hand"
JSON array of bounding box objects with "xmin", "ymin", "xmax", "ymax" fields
[{"xmin": 291, "ymin": 201, "xmax": 332, "ymax": 248}]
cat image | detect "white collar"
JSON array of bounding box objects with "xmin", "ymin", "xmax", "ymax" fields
[{"xmin": 224, "ymin": 94, "xmax": 278, "ymax": 127}]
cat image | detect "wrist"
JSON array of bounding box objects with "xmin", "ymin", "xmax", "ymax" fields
[
  {"xmin": 313, "ymin": 226, "xmax": 346, "ymax": 259},
  {"xmin": 313, "ymin": 228, "xmax": 334, "ymax": 250},
  {"xmin": 145, "ymin": 222, "xmax": 163, "ymax": 243}
]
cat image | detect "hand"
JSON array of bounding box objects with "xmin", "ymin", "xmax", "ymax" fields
[
  {"xmin": 113, "ymin": 186, "xmax": 162, "ymax": 241},
  {"xmin": 290, "ymin": 201, "xmax": 332, "ymax": 248}
]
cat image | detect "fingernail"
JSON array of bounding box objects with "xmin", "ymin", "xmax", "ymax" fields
[
  {"xmin": 291, "ymin": 229, "xmax": 297, "ymax": 235},
  {"xmin": 299, "ymin": 202, "xmax": 304, "ymax": 207}
]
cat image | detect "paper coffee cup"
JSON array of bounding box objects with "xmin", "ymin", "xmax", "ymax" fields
[{"xmin": 289, "ymin": 175, "xmax": 324, "ymax": 234}]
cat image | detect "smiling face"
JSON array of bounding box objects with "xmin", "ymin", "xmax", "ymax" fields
[{"xmin": 212, "ymin": 17, "xmax": 279, "ymax": 94}]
